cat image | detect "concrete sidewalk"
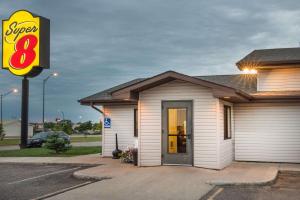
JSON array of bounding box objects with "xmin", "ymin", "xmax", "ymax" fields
[{"xmin": 72, "ymin": 159, "xmax": 280, "ymax": 185}]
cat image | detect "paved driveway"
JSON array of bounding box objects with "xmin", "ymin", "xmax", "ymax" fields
[
  {"xmin": 0, "ymin": 163, "xmax": 97, "ymax": 200},
  {"xmin": 202, "ymin": 171, "xmax": 300, "ymax": 200}
]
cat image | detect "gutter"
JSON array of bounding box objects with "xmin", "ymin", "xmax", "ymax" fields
[{"xmin": 235, "ymin": 90, "xmax": 254, "ymax": 101}]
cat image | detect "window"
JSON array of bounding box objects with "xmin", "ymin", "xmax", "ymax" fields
[
  {"xmin": 224, "ymin": 105, "xmax": 232, "ymax": 140},
  {"xmin": 134, "ymin": 109, "xmax": 138, "ymax": 137}
]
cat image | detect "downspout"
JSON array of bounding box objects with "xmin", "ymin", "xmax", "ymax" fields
[
  {"xmin": 90, "ymin": 103, "xmax": 104, "ymax": 115},
  {"xmin": 90, "ymin": 103, "xmax": 104, "ymax": 156}
]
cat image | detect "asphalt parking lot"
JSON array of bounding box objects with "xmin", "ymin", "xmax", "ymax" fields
[
  {"xmin": 0, "ymin": 163, "xmax": 98, "ymax": 200},
  {"xmin": 202, "ymin": 171, "xmax": 300, "ymax": 200}
]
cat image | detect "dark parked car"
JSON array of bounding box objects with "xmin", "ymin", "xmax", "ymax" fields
[{"xmin": 27, "ymin": 131, "xmax": 70, "ymax": 147}]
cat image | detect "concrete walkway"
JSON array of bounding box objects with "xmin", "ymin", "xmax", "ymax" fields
[
  {"xmin": 71, "ymin": 159, "xmax": 281, "ymax": 185},
  {"xmin": 46, "ymin": 159, "xmax": 300, "ymax": 200}
]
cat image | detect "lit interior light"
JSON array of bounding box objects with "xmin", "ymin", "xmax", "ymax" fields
[
  {"xmin": 53, "ymin": 72, "xmax": 58, "ymax": 77},
  {"xmin": 224, "ymin": 97, "xmax": 230, "ymax": 99},
  {"xmin": 13, "ymin": 88, "xmax": 18, "ymax": 93}
]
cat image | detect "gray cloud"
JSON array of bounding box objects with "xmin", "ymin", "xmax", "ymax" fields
[{"xmin": 0, "ymin": 0, "xmax": 299, "ymax": 122}]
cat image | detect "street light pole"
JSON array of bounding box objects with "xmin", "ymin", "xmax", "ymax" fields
[
  {"xmin": 61, "ymin": 111, "xmax": 65, "ymax": 120},
  {"xmin": 57, "ymin": 110, "xmax": 65, "ymax": 121},
  {"xmin": 42, "ymin": 72, "xmax": 58, "ymax": 129},
  {"xmin": 0, "ymin": 89, "xmax": 18, "ymax": 125},
  {"xmin": 1, "ymin": 94, "xmax": 3, "ymax": 126}
]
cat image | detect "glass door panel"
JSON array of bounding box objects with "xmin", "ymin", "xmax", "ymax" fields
[{"xmin": 168, "ymin": 108, "xmax": 187, "ymax": 154}]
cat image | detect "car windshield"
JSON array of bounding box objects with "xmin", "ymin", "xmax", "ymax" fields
[
  {"xmin": 57, "ymin": 131, "xmax": 68, "ymax": 137},
  {"xmin": 31, "ymin": 132, "xmax": 50, "ymax": 139}
]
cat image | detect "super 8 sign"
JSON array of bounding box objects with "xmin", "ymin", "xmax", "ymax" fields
[{"xmin": 2, "ymin": 10, "xmax": 50, "ymax": 77}]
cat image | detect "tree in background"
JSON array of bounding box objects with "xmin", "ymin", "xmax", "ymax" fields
[
  {"xmin": 75, "ymin": 121, "xmax": 93, "ymax": 133},
  {"xmin": 44, "ymin": 120, "xmax": 73, "ymax": 135},
  {"xmin": 53, "ymin": 120, "xmax": 73, "ymax": 135},
  {"xmin": 44, "ymin": 120, "xmax": 101, "ymax": 135},
  {"xmin": 92, "ymin": 122, "xmax": 102, "ymax": 131},
  {"xmin": 44, "ymin": 122, "xmax": 56, "ymax": 130}
]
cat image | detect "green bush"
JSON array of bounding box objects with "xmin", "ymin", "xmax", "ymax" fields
[{"xmin": 45, "ymin": 133, "xmax": 71, "ymax": 154}]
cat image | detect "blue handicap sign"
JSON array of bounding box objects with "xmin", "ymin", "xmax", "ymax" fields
[{"xmin": 104, "ymin": 118, "xmax": 111, "ymax": 128}]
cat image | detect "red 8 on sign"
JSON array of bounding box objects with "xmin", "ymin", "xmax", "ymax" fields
[{"xmin": 10, "ymin": 34, "xmax": 38, "ymax": 69}]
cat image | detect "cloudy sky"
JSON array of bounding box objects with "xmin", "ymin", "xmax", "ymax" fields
[{"xmin": 0, "ymin": 0, "xmax": 299, "ymax": 123}]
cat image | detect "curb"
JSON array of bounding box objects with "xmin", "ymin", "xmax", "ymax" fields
[
  {"xmin": 73, "ymin": 170, "xmax": 112, "ymax": 181},
  {"xmin": 33, "ymin": 181, "xmax": 94, "ymax": 200},
  {"xmin": 206, "ymin": 169, "xmax": 279, "ymax": 186}
]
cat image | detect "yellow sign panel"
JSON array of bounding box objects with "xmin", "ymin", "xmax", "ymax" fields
[{"xmin": 2, "ymin": 10, "xmax": 50, "ymax": 77}]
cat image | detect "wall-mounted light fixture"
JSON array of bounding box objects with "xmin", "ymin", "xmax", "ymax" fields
[{"xmin": 242, "ymin": 68, "xmax": 257, "ymax": 74}]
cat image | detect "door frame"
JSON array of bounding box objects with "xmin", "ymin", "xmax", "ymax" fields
[{"xmin": 161, "ymin": 100, "xmax": 194, "ymax": 166}]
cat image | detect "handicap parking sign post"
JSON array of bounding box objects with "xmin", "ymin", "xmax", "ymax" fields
[{"xmin": 104, "ymin": 118, "xmax": 111, "ymax": 128}]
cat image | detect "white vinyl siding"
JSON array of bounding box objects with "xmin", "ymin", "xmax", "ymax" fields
[
  {"xmin": 234, "ymin": 103, "xmax": 300, "ymax": 163},
  {"xmin": 139, "ymin": 80, "xmax": 220, "ymax": 169},
  {"xmin": 218, "ymin": 101, "xmax": 234, "ymax": 169},
  {"xmin": 258, "ymin": 68, "xmax": 300, "ymax": 91},
  {"xmin": 102, "ymin": 105, "xmax": 136, "ymax": 157}
]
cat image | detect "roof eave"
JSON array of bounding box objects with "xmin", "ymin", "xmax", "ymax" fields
[
  {"xmin": 79, "ymin": 99, "xmax": 138, "ymax": 106},
  {"xmin": 237, "ymin": 62, "xmax": 300, "ymax": 70}
]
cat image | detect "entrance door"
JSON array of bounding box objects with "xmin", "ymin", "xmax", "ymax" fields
[{"xmin": 162, "ymin": 101, "xmax": 193, "ymax": 165}]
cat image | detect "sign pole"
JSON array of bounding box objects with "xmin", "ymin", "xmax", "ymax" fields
[
  {"xmin": 20, "ymin": 77, "xmax": 29, "ymax": 149},
  {"xmin": 2, "ymin": 10, "xmax": 50, "ymax": 149}
]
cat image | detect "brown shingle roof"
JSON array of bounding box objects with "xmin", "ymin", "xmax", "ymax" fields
[
  {"xmin": 79, "ymin": 73, "xmax": 257, "ymax": 104},
  {"xmin": 79, "ymin": 78, "xmax": 145, "ymax": 104},
  {"xmin": 236, "ymin": 47, "xmax": 300, "ymax": 70},
  {"xmin": 197, "ymin": 74, "xmax": 257, "ymax": 93}
]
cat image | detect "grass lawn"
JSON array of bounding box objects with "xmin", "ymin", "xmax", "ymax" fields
[
  {"xmin": 70, "ymin": 135, "xmax": 102, "ymax": 143},
  {"xmin": 0, "ymin": 146, "xmax": 101, "ymax": 157},
  {"xmin": 0, "ymin": 139, "xmax": 20, "ymax": 146},
  {"xmin": 0, "ymin": 135, "xmax": 102, "ymax": 146}
]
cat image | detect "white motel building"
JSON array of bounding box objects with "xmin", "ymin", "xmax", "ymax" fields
[{"xmin": 79, "ymin": 47, "xmax": 300, "ymax": 169}]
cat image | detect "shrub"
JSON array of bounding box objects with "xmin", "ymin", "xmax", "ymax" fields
[
  {"xmin": 45, "ymin": 133, "xmax": 71, "ymax": 154},
  {"xmin": 120, "ymin": 147, "xmax": 135, "ymax": 163}
]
